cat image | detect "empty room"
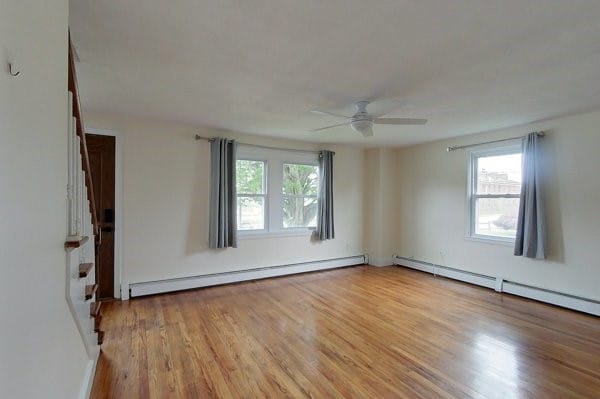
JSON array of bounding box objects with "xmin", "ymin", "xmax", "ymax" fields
[{"xmin": 2, "ymin": 1, "xmax": 600, "ymax": 398}]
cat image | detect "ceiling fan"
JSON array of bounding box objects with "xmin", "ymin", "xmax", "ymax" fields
[{"xmin": 311, "ymin": 100, "xmax": 427, "ymax": 137}]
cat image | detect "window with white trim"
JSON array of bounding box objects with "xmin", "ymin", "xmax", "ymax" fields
[
  {"xmin": 282, "ymin": 163, "xmax": 318, "ymax": 228},
  {"xmin": 236, "ymin": 146, "xmax": 319, "ymax": 236},
  {"xmin": 236, "ymin": 160, "xmax": 266, "ymax": 231},
  {"xmin": 468, "ymin": 143, "xmax": 522, "ymax": 242}
]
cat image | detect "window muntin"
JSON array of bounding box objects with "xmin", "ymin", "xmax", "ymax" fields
[
  {"xmin": 236, "ymin": 160, "xmax": 267, "ymax": 231},
  {"xmin": 235, "ymin": 146, "xmax": 319, "ymax": 236},
  {"xmin": 468, "ymin": 145, "xmax": 522, "ymax": 242},
  {"xmin": 282, "ymin": 163, "xmax": 318, "ymax": 228}
]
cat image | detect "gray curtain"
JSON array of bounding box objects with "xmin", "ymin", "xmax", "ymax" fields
[
  {"xmin": 317, "ymin": 150, "xmax": 335, "ymax": 240},
  {"xmin": 209, "ymin": 138, "xmax": 237, "ymax": 249},
  {"xmin": 514, "ymin": 132, "xmax": 546, "ymax": 259}
]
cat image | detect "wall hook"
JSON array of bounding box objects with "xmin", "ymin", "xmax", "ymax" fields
[{"xmin": 8, "ymin": 62, "xmax": 20, "ymax": 77}]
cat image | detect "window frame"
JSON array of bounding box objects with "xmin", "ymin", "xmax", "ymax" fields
[
  {"xmin": 281, "ymin": 162, "xmax": 319, "ymax": 230},
  {"xmin": 236, "ymin": 145, "xmax": 319, "ymax": 238},
  {"xmin": 466, "ymin": 142, "xmax": 522, "ymax": 245},
  {"xmin": 235, "ymin": 158, "xmax": 268, "ymax": 233}
]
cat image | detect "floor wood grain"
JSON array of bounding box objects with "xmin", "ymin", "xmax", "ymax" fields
[{"xmin": 90, "ymin": 266, "xmax": 600, "ymax": 398}]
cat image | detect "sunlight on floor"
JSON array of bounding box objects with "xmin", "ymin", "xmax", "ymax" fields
[{"xmin": 473, "ymin": 333, "xmax": 520, "ymax": 399}]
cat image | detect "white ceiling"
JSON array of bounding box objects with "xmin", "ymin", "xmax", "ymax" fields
[{"xmin": 70, "ymin": 1, "xmax": 600, "ymax": 146}]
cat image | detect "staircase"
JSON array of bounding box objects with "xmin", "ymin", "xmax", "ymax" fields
[{"xmin": 64, "ymin": 34, "xmax": 104, "ymax": 359}]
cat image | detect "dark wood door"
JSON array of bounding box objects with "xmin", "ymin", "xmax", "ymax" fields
[{"xmin": 86, "ymin": 134, "xmax": 116, "ymax": 299}]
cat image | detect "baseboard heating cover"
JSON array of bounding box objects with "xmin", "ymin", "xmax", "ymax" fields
[
  {"xmin": 129, "ymin": 254, "xmax": 366, "ymax": 298},
  {"xmin": 393, "ymin": 255, "xmax": 600, "ymax": 316},
  {"xmin": 393, "ymin": 255, "xmax": 496, "ymax": 289}
]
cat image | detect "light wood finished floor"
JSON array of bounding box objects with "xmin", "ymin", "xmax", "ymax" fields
[{"xmin": 91, "ymin": 266, "xmax": 600, "ymax": 398}]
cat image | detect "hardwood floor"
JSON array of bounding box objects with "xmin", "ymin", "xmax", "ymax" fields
[{"xmin": 91, "ymin": 266, "xmax": 600, "ymax": 398}]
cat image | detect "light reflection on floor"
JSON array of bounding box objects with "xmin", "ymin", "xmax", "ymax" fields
[{"xmin": 472, "ymin": 333, "xmax": 521, "ymax": 399}]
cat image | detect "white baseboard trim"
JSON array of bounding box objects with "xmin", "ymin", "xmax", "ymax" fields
[
  {"xmin": 120, "ymin": 281, "xmax": 130, "ymax": 301},
  {"xmin": 78, "ymin": 353, "xmax": 99, "ymax": 399},
  {"xmin": 393, "ymin": 256, "xmax": 496, "ymax": 289},
  {"xmin": 393, "ymin": 255, "xmax": 600, "ymax": 317},
  {"xmin": 502, "ymin": 281, "xmax": 600, "ymax": 316},
  {"xmin": 129, "ymin": 255, "xmax": 366, "ymax": 298}
]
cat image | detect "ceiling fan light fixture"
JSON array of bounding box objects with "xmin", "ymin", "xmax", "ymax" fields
[{"xmin": 351, "ymin": 119, "xmax": 373, "ymax": 137}]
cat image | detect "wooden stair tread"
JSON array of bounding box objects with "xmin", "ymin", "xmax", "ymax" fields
[
  {"xmin": 85, "ymin": 284, "xmax": 98, "ymax": 300},
  {"xmin": 65, "ymin": 236, "xmax": 89, "ymax": 249},
  {"xmin": 79, "ymin": 263, "xmax": 93, "ymax": 278},
  {"xmin": 90, "ymin": 301, "xmax": 102, "ymax": 318},
  {"xmin": 97, "ymin": 330, "xmax": 105, "ymax": 345}
]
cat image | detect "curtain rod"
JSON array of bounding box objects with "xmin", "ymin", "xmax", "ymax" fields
[
  {"xmin": 446, "ymin": 131, "xmax": 545, "ymax": 152},
  {"xmin": 194, "ymin": 134, "xmax": 335, "ymax": 155}
]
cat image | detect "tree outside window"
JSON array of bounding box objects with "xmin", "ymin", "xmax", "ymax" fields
[{"xmin": 282, "ymin": 163, "xmax": 318, "ymax": 228}]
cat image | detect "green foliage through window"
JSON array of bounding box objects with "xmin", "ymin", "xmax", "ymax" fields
[
  {"xmin": 236, "ymin": 160, "xmax": 266, "ymax": 230},
  {"xmin": 236, "ymin": 160, "xmax": 264, "ymax": 194},
  {"xmin": 283, "ymin": 163, "xmax": 318, "ymax": 228}
]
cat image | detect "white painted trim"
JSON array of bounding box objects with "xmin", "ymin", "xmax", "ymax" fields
[
  {"xmin": 393, "ymin": 255, "xmax": 600, "ymax": 316},
  {"xmin": 464, "ymin": 236, "xmax": 514, "ymax": 247},
  {"xmin": 86, "ymin": 127, "xmax": 123, "ymax": 298},
  {"xmin": 121, "ymin": 281, "xmax": 130, "ymax": 301},
  {"xmin": 236, "ymin": 146, "xmax": 319, "ymax": 235},
  {"xmin": 78, "ymin": 354, "xmax": 99, "ymax": 399},
  {"xmin": 239, "ymin": 229, "xmax": 314, "ymax": 240},
  {"xmin": 466, "ymin": 142, "xmax": 522, "ymax": 244},
  {"xmin": 129, "ymin": 255, "xmax": 365, "ymax": 297},
  {"xmin": 394, "ymin": 256, "xmax": 496, "ymax": 289},
  {"xmin": 503, "ymin": 281, "xmax": 600, "ymax": 316},
  {"xmin": 495, "ymin": 277, "xmax": 504, "ymax": 292},
  {"xmin": 393, "ymin": 257, "xmax": 435, "ymax": 274},
  {"xmin": 65, "ymin": 247, "xmax": 98, "ymax": 358}
]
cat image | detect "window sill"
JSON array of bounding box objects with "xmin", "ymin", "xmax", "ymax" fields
[
  {"xmin": 238, "ymin": 229, "xmax": 315, "ymax": 240},
  {"xmin": 465, "ymin": 235, "xmax": 515, "ymax": 247}
]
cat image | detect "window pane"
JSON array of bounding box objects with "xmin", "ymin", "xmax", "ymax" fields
[
  {"xmin": 236, "ymin": 160, "xmax": 265, "ymax": 194},
  {"xmin": 477, "ymin": 153, "xmax": 522, "ymax": 194},
  {"xmin": 237, "ymin": 196, "xmax": 265, "ymax": 230},
  {"xmin": 475, "ymin": 197, "xmax": 520, "ymax": 238},
  {"xmin": 283, "ymin": 164, "xmax": 318, "ymax": 196},
  {"xmin": 283, "ymin": 196, "xmax": 317, "ymax": 228},
  {"xmin": 282, "ymin": 163, "xmax": 319, "ymax": 228}
]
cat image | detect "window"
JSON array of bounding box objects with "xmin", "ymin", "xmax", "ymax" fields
[
  {"xmin": 236, "ymin": 146, "xmax": 319, "ymax": 236},
  {"xmin": 282, "ymin": 163, "xmax": 318, "ymax": 228},
  {"xmin": 236, "ymin": 160, "xmax": 266, "ymax": 231},
  {"xmin": 468, "ymin": 144, "xmax": 522, "ymax": 242}
]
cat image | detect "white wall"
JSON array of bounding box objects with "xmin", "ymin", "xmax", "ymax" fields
[
  {"xmin": 363, "ymin": 148, "xmax": 397, "ymax": 265},
  {"xmin": 85, "ymin": 112, "xmax": 365, "ymax": 286},
  {"xmin": 394, "ymin": 110, "xmax": 600, "ymax": 301},
  {"xmin": 0, "ymin": 1, "xmax": 90, "ymax": 398}
]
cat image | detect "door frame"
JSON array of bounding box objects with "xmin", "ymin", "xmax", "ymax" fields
[{"xmin": 86, "ymin": 127, "xmax": 123, "ymax": 299}]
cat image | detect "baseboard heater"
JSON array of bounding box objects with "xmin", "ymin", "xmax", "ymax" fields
[
  {"xmin": 128, "ymin": 254, "xmax": 366, "ymax": 298},
  {"xmin": 393, "ymin": 255, "xmax": 600, "ymax": 317}
]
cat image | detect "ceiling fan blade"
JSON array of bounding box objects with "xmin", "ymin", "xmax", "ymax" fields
[
  {"xmin": 373, "ymin": 118, "xmax": 427, "ymax": 125},
  {"xmin": 310, "ymin": 122, "xmax": 351, "ymax": 132},
  {"xmin": 310, "ymin": 110, "xmax": 351, "ymax": 119}
]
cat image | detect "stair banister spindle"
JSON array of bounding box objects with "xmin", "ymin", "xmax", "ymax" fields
[
  {"xmin": 66, "ymin": 92, "xmax": 75, "ymax": 238},
  {"xmin": 65, "ymin": 32, "xmax": 103, "ymax": 354}
]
